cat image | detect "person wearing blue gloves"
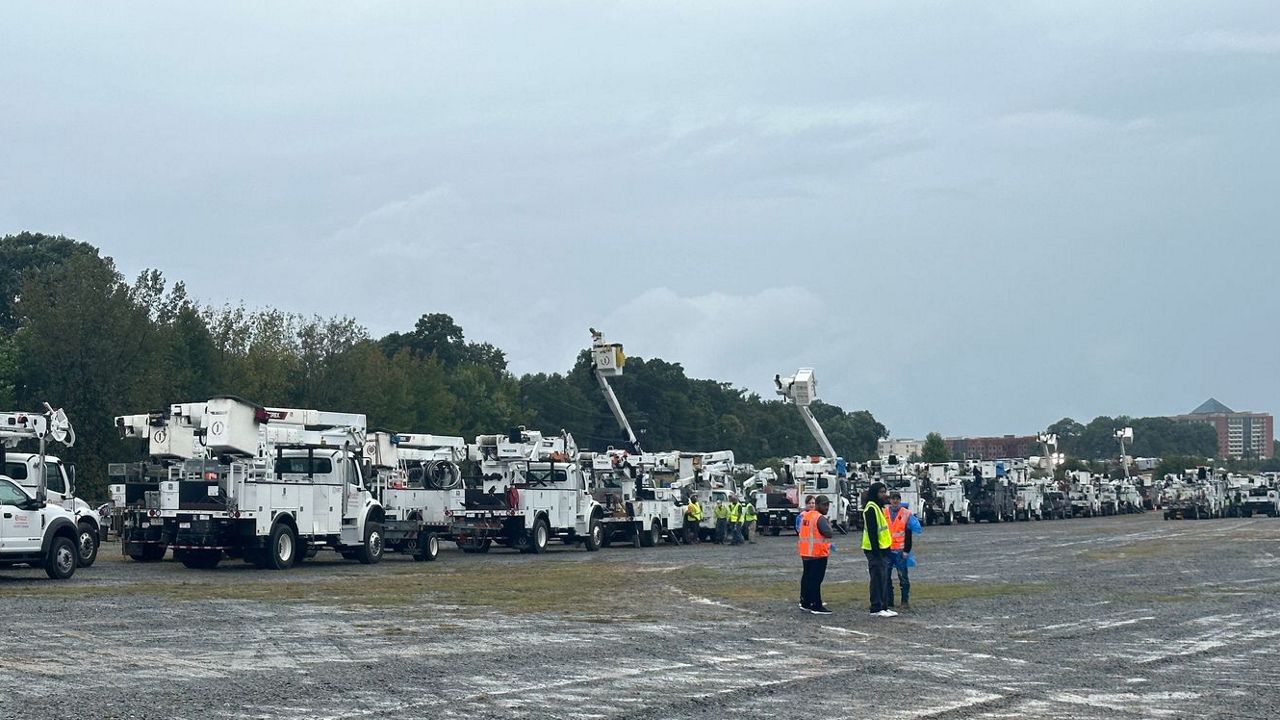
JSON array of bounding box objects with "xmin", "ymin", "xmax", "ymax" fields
[{"xmin": 884, "ymin": 491, "xmax": 922, "ymax": 611}]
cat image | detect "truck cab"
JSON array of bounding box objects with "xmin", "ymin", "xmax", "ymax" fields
[
  {"xmin": 4, "ymin": 452, "xmax": 99, "ymax": 567},
  {"xmin": 0, "ymin": 475, "xmax": 80, "ymax": 579}
]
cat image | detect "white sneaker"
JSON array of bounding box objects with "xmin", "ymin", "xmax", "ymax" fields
[{"xmin": 876, "ymin": 610, "xmax": 898, "ymax": 618}]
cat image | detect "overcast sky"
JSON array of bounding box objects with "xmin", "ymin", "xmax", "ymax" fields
[{"xmin": 3, "ymin": 2, "xmax": 1277, "ymax": 439}]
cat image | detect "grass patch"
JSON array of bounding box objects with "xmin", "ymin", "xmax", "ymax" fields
[
  {"xmin": 0, "ymin": 557, "xmax": 1044, "ymax": 615},
  {"xmin": 0, "ymin": 559, "xmax": 658, "ymax": 613}
]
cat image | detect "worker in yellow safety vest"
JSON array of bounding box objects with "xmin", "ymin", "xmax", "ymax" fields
[
  {"xmin": 727, "ymin": 495, "xmax": 745, "ymax": 546},
  {"xmin": 683, "ymin": 497, "xmax": 704, "ymax": 544},
  {"xmin": 797, "ymin": 495, "xmax": 834, "ymax": 614},
  {"xmin": 742, "ymin": 498, "xmax": 758, "ymax": 544},
  {"xmin": 713, "ymin": 500, "xmax": 729, "ymax": 544},
  {"xmin": 861, "ymin": 481, "xmax": 896, "ymax": 618}
]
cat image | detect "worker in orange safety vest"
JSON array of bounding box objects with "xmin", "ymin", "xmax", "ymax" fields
[
  {"xmin": 883, "ymin": 490, "xmax": 922, "ymax": 611},
  {"xmin": 797, "ymin": 495, "xmax": 835, "ymax": 615}
]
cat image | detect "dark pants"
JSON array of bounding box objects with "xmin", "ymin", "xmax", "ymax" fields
[
  {"xmin": 885, "ymin": 552, "xmax": 910, "ymax": 606},
  {"xmin": 866, "ymin": 550, "xmax": 889, "ymax": 613},
  {"xmin": 800, "ymin": 556, "xmax": 828, "ymax": 609},
  {"xmin": 729, "ymin": 522, "xmax": 744, "ymax": 545},
  {"xmin": 683, "ymin": 520, "xmax": 700, "ymax": 544},
  {"xmin": 714, "ymin": 518, "xmax": 727, "ymax": 543}
]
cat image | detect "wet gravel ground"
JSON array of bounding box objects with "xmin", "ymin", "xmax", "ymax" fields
[{"xmin": 2, "ymin": 513, "xmax": 1277, "ymax": 720}]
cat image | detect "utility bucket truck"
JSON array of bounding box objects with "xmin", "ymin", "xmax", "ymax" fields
[
  {"xmin": 1237, "ymin": 474, "xmax": 1279, "ymax": 518},
  {"xmin": 365, "ymin": 431, "xmax": 467, "ymax": 561},
  {"xmin": 878, "ymin": 454, "xmax": 925, "ymax": 521},
  {"xmin": 0, "ymin": 404, "xmax": 83, "ymax": 579},
  {"xmin": 154, "ymin": 397, "xmax": 385, "ymax": 570},
  {"xmin": 451, "ymin": 428, "xmax": 604, "ymax": 554},
  {"xmin": 1, "ymin": 404, "xmax": 100, "ymax": 567},
  {"xmin": 922, "ymin": 463, "xmax": 968, "ymax": 525},
  {"xmin": 965, "ymin": 460, "xmax": 1017, "ymax": 523},
  {"xmin": 682, "ymin": 450, "xmax": 738, "ymax": 541},
  {"xmin": 582, "ymin": 449, "xmax": 687, "ymax": 548},
  {"xmin": 758, "ymin": 369, "xmax": 852, "ymax": 534},
  {"xmin": 585, "ymin": 330, "xmax": 686, "ymax": 546},
  {"xmin": 113, "ymin": 403, "xmax": 208, "ymax": 562}
]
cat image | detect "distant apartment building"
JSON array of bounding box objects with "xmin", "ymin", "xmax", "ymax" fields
[
  {"xmin": 945, "ymin": 435, "xmax": 1039, "ymax": 460},
  {"xmin": 878, "ymin": 438, "xmax": 924, "ymax": 459},
  {"xmin": 1173, "ymin": 398, "xmax": 1274, "ymax": 460}
]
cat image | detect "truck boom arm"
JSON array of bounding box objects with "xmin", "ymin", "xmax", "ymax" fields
[
  {"xmin": 775, "ymin": 369, "xmax": 837, "ymax": 460},
  {"xmin": 590, "ymin": 329, "xmax": 641, "ymax": 453}
]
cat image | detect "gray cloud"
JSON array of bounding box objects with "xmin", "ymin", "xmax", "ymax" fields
[{"xmin": 2, "ymin": 2, "xmax": 1277, "ymax": 438}]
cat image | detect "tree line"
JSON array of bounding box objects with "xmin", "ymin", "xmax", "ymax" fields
[{"xmin": 1, "ymin": 233, "xmax": 888, "ymax": 501}]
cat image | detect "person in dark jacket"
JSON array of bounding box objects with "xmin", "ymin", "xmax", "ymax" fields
[{"xmin": 862, "ymin": 482, "xmax": 896, "ymax": 617}]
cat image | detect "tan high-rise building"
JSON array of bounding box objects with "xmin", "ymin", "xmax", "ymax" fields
[{"xmin": 1173, "ymin": 399, "xmax": 1274, "ymax": 460}]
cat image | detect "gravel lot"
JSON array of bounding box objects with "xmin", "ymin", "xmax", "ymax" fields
[{"xmin": 2, "ymin": 513, "xmax": 1277, "ymax": 720}]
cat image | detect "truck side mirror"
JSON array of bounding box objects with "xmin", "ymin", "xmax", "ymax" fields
[{"xmin": 67, "ymin": 464, "xmax": 76, "ymax": 496}]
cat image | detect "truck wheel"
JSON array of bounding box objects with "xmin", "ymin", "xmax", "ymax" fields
[
  {"xmin": 130, "ymin": 544, "xmax": 167, "ymax": 563},
  {"xmin": 356, "ymin": 522, "xmax": 384, "ymax": 564},
  {"xmin": 414, "ymin": 532, "xmax": 440, "ymax": 562},
  {"xmin": 527, "ymin": 518, "xmax": 550, "ymax": 554},
  {"xmin": 75, "ymin": 522, "xmax": 100, "ymax": 568},
  {"xmin": 45, "ymin": 536, "xmax": 77, "ymax": 580},
  {"xmin": 265, "ymin": 523, "xmax": 297, "ymax": 570},
  {"xmin": 640, "ymin": 520, "xmax": 660, "ymax": 548},
  {"xmin": 583, "ymin": 517, "xmax": 603, "ymax": 552}
]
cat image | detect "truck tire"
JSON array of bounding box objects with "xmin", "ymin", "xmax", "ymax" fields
[
  {"xmin": 265, "ymin": 523, "xmax": 297, "ymax": 570},
  {"xmin": 76, "ymin": 521, "xmax": 100, "ymax": 568},
  {"xmin": 528, "ymin": 518, "xmax": 550, "ymax": 554},
  {"xmin": 44, "ymin": 536, "xmax": 77, "ymax": 580},
  {"xmin": 583, "ymin": 517, "xmax": 603, "ymax": 552},
  {"xmin": 130, "ymin": 544, "xmax": 167, "ymax": 563},
  {"xmin": 640, "ymin": 520, "xmax": 660, "ymax": 548},
  {"xmin": 356, "ymin": 521, "xmax": 384, "ymax": 564},
  {"xmin": 413, "ymin": 532, "xmax": 440, "ymax": 562}
]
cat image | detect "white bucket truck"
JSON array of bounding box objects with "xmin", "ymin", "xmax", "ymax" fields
[
  {"xmin": 582, "ymin": 448, "xmax": 686, "ymax": 548},
  {"xmin": 451, "ymin": 428, "xmax": 604, "ymax": 554},
  {"xmin": 112, "ymin": 403, "xmax": 207, "ymax": 562},
  {"xmin": 156, "ymin": 397, "xmax": 385, "ymax": 569},
  {"xmin": 2, "ymin": 405, "xmax": 100, "ymax": 567},
  {"xmin": 365, "ymin": 431, "xmax": 467, "ymax": 562},
  {"xmin": 0, "ymin": 404, "xmax": 83, "ymax": 579}
]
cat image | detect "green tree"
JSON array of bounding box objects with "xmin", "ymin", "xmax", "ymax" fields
[
  {"xmin": 14, "ymin": 253, "xmax": 161, "ymax": 500},
  {"xmin": 921, "ymin": 432, "xmax": 950, "ymax": 463},
  {"xmin": 0, "ymin": 232, "xmax": 102, "ymax": 332}
]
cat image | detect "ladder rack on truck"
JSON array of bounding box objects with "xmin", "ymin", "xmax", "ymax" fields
[
  {"xmin": 153, "ymin": 396, "xmax": 385, "ymax": 570},
  {"xmin": 366, "ymin": 431, "xmax": 467, "ymax": 562}
]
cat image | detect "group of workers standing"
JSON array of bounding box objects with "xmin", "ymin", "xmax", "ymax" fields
[
  {"xmin": 682, "ymin": 495, "xmax": 757, "ymax": 545},
  {"xmin": 798, "ymin": 481, "xmax": 922, "ymax": 617}
]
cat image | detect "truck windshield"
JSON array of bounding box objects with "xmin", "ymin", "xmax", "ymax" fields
[
  {"xmin": 519, "ymin": 468, "xmax": 569, "ymax": 487},
  {"xmin": 275, "ymin": 457, "xmax": 334, "ymax": 475}
]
